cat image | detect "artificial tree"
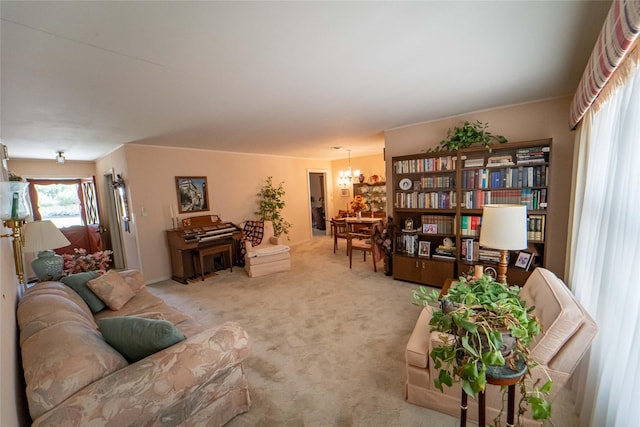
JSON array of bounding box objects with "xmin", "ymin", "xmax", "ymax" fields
[{"xmin": 256, "ymin": 176, "xmax": 292, "ymax": 239}]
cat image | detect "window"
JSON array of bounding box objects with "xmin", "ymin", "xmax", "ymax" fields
[
  {"xmin": 34, "ymin": 183, "xmax": 83, "ymax": 227},
  {"xmin": 28, "ymin": 178, "xmax": 100, "ymax": 227}
]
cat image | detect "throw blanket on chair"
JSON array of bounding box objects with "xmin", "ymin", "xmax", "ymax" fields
[{"xmin": 240, "ymin": 221, "xmax": 264, "ymax": 260}]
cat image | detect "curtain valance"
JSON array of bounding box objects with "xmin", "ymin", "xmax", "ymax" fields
[{"xmin": 569, "ymin": 0, "xmax": 640, "ymax": 128}]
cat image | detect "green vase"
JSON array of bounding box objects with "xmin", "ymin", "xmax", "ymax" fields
[{"xmin": 31, "ymin": 250, "xmax": 64, "ymax": 281}]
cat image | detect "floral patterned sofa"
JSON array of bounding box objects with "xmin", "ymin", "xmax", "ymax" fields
[{"xmin": 17, "ymin": 270, "xmax": 251, "ymax": 426}]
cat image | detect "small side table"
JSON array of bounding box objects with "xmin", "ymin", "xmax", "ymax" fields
[{"xmin": 460, "ymin": 355, "xmax": 527, "ymax": 427}]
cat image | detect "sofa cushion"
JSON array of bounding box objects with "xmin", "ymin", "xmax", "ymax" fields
[
  {"xmin": 87, "ymin": 270, "xmax": 135, "ymax": 310},
  {"xmin": 17, "ymin": 292, "xmax": 98, "ymax": 345},
  {"xmin": 519, "ymin": 268, "xmax": 585, "ymax": 365},
  {"xmin": 98, "ymin": 316, "xmax": 186, "ymax": 363},
  {"xmin": 246, "ymin": 244, "xmax": 290, "ymax": 257},
  {"xmin": 21, "ymin": 320, "xmax": 128, "ymax": 420},
  {"xmin": 61, "ymin": 271, "xmax": 105, "ymax": 313}
]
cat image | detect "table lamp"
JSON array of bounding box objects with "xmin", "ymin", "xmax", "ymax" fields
[
  {"xmin": 23, "ymin": 220, "xmax": 71, "ymax": 281},
  {"xmin": 479, "ymin": 204, "xmax": 527, "ymax": 284},
  {"xmin": 0, "ymin": 181, "xmax": 32, "ymax": 284}
]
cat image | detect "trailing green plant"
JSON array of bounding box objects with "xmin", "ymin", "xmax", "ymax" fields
[
  {"xmin": 413, "ymin": 274, "xmax": 552, "ymax": 424},
  {"xmin": 256, "ymin": 176, "xmax": 292, "ymax": 238},
  {"xmin": 438, "ymin": 120, "xmax": 507, "ymax": 151}
]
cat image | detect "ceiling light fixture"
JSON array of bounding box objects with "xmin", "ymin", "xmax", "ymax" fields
[
  {"xmin": 56, "ymin": 151, "xmax": 65, "ymax": 164},
  {"xmin": 337, "ymin": 149, "xmax": 360, "ymax": 188}
]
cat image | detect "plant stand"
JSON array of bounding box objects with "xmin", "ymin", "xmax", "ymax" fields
[{"xmin": 460, "ymin": 356, "xmax": 527, "ymax": 427}]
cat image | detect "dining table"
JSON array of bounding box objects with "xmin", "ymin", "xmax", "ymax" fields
[{"xmin": 344, "ymin": 216, "xmax": 384, "ymax": 232}]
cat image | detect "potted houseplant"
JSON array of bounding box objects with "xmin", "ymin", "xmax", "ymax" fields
[
  {"xmin": 413, "ymin": 273, "xmax": 552, "ymax": 424},
  {"xmin": 438, "ymin": 120, "xmax": 508, "ymax": 151},
  {"xmin": 256, "ymin": 176, "xmax": 292, "ymax": 241}
]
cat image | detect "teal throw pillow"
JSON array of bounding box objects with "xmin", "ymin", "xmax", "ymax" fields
[
  {"xmin": 98, "ymin": 316, "xmax": 186, "ymax": 363},
  {"xmin": 61, "ymin": 271, "xmax": 105, "ymax": 313}
]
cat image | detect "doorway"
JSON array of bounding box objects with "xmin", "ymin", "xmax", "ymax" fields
[
  {"xmin": 308, "ymin": 171, "xmax": 328, "ymax": 237},
  {"xmin": 103, "ymin": 171, "xmax": 126, "ymax": 269}
]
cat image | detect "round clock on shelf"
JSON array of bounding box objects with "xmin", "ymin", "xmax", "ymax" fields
[{"xmin": 399, "ymin": 178, "xmax": 412, "ymax": 190}]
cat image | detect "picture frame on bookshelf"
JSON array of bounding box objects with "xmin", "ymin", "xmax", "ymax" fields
[
  {"xmin": 418, "ymin": 241, "xmax": 431, "ymax": 258},
  {"xmin": 422, "ymin": 224, "xmax": 437, "ymax": 234},
  {"xmin": 515, "ymin": 251, "xmax": 534, "ymax": 270}
]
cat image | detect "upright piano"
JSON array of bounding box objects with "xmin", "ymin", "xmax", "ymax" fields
[{"xmin": 166, "ymin": 215, "xmax": 242, "ymax": 284}]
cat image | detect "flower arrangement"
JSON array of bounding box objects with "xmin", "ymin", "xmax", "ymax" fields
[
  {"xmin": 63, "ymin": 248, "xmax": 113, "ymax": 274},
  {"xmin": 350, "ymin": 195, "xmax": 367, "ymax": 213}
]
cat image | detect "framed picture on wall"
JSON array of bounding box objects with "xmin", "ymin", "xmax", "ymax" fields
[
  {"xmin": 175, "ymin": 176, "xmax": 209, "ymax": 213},
  {"xmin": 340, "ymin": 188, "xmax": 350, "ymax": 197}
]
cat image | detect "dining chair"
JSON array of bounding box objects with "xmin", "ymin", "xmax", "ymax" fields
[
  {"xmin": 331, "ymin": 218, "xmax": 348, "ymax": 254},
  {"xmin": 347, "ymin": 224, "xmax": 377, "ymax": 271}
]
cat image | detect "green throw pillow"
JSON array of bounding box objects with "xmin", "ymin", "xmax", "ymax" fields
[
  {"xmin": 98, "ymin": 317, "xmax": 186, "ymax": 363},
  {"xmin": 61, "ymin": 271, "xmax": 105, "ymax": 313}
]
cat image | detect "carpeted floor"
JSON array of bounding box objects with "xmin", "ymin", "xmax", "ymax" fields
[{"xmin": 148, "ymin": 235, "xmax": 578, "ymax": 427}]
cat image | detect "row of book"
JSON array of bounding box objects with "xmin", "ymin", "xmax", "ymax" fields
[
  {"xmin": 461, "ymin": 165, "xmax": 547, "ymax": 189},
  {"xmin": 516, "ymin": 146, "xmax": 550, "ymax": 165},
  {"xmin": 528, "ymin": 214, "xmax": 546, "ymax": 241},
  {"xmin": 460, "ymin": 215, "xmax": 481, "ymax": 237},
  {"xmin": 460, "ymin": 239, "xmax": 505, "ymax": 263},
  {"xmin": 394, "ymin": 156, "xmax": 456, "ymax": 174},
  {"xmin": 420, "ymin": 215, "xmax": 455, "ymax": 235},
  {"xmin": 397, "ymin": 233, "xmax": 419, "ymax": 255},
  {"xmin": 462, "ymin": 188, "xmax": 547, "ymax": 210},
  {"xmin": 394, "ymin": 191, "xmax": 456, "ymax": 209},
  {"xmin": 415, "ymin": 175, "xmax": 454, "ymax": 190}
]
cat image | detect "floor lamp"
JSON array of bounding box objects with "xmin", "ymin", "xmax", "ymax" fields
[{"xmin": 479, "ymin": 205, "xmax": 527, "ymax": 284}]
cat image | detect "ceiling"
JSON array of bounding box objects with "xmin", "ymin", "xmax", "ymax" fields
[{"xmin": 0, "ymin": 1, "xmax": 611, "ymax": 161}]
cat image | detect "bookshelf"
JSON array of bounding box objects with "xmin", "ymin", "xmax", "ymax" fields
[{"xmin": 391, "ymin": 139, "xmax": 551, "ymax": 287}]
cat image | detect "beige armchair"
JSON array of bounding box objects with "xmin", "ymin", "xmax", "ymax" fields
[
  {"xmin": 405, "ymin": 268, "xmax": 597, "ymax": 426},
  {"xmin": 243, "ymin": 220, "xmax": 291, "ymax": 278}
]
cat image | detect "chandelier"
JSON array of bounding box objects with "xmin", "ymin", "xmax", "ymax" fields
[{"xmin": 337, "ymin": 149, "xmax": 360, "ymax": 187}]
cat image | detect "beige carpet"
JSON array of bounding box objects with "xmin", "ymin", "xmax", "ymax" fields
[{"xmin": 149, "ymin": 235, "xmax": 578, "ymax": 427}]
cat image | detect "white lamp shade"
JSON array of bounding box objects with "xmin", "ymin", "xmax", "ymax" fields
[
  {"xmin": 23, "ymin": 220, "xmax": 71, "ymax": 253},
  {"xmin": 479, "ymin": 204, "xmax": 527, "ymax": 250}
]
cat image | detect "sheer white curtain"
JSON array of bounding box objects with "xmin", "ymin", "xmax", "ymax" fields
[{"xmin": 567, "ymin": 54, "xmax": 640, "ymax": 427}]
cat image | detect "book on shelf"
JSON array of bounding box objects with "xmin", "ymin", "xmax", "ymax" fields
[
  {"xmin": 516, "ymin": 146, "xmax": 549, "ymax": 165},
  {"xmin": 394, "ymin": 156, "xmax": 456, "ymax": 174},
  {"xmin": 464, "ymin": 157, "xmax": 484, "ymax": 168},
  {"xmin": 461, "ymin": 238, "xmax": 479, "ymax": 262},
  {"xmin": 420, "ymin": 214, "xmax": 454, "ymax": 234},
  {"xmin": 486, "ymin": 155, "xmax": 514, "ymax": 167},
  {"xmin": 432, "ymin": 254, "xmax": 456, "ymax": 261},
  {"xmin": 527, "ymin": 214, "xmax": 546, "ymax": 241}
]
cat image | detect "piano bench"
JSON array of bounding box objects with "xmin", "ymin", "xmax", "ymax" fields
[{"xmin": 192, "ymin": 243, "xmax": 233, "ymax": 281}]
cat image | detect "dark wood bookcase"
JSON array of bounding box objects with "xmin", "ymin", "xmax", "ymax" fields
[{"xmin": 391, "ymin": 139, "xmax": 551, "ymax": 287}]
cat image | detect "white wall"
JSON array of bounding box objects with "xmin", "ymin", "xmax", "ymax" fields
[{"xmin": 97, "ymin": 144, "xmax": 333, "ymax": 282}]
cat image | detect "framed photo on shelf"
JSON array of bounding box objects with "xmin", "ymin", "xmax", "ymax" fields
[
  {"xmin": 515, "ymin": 251, "xmax": 534, "ymax": 270},
  {"xmin": 175, "ymin": 176, "xmax": 209, "ymax": 213},
  {"xmin": 418, "ymin": 241, "xmax": 431, "ymax": 257},
  {"xmin": 422, "ymin": 223, "xmax": 437, "ymax": 234}
]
